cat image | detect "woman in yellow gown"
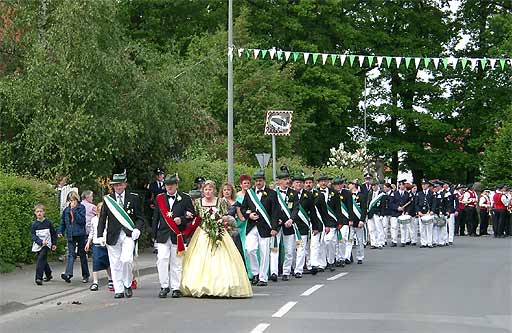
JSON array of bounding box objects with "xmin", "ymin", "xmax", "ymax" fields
[{"xmin": 180, "ymin": 180, "xmax": 253, "ymax": 298}]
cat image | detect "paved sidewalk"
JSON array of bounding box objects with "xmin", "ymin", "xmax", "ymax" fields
[{"xmin": 0, "ymin": 248, "xmax": 157, "ymax": 315}]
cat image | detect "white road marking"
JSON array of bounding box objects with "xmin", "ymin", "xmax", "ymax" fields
[
  {"xmin": 272, "ymin": 301, "xmax": 298, "ymax": 318},
  {"xmin": 327, "ymin": 272, "xmax": 348, "ymax": 281},
  {"xmin": 300, "ymin": 284, "xmax": 324, "ymax": 296},
  {"xmin": 252, "ymin": 293, "xmax": 270, "ymax": 296},
  {"xmin": 250, "ymin": 323, "xmax": 270, "ymax": 333}
]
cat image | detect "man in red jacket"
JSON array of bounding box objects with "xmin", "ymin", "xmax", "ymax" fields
[{"xmin": 493, "ymin": 185, "xmax": 509, "ymax": 238}]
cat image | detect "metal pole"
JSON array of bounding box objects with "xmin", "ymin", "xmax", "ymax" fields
[
  {"xmin": 363, "ymin": 75, "xmax": 367, "ymax": 145},
  {"xmin": 272, "ymin": 135, "xmax": 277, "ymax": 181},
  {"xmin": 227, "ymin": 0, "xmax": 234, "ymax": 184}
]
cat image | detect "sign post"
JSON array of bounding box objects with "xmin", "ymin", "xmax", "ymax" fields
[{"xmin": 264, "ymin": 110, "xmax": 293, "ymax": 181}]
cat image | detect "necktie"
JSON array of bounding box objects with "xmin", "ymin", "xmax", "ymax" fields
[
  {"xmin": 117, "ymin": 194, "xmax": 123, "ymax": 206},
  {"xmin": 280, "ymin": 189, "xmax": 287, "ymax": 194},
  {"xmin": 169, "ymin": 194, "xmax": 176, "ymax": 200},
  {"xmin": 257, "ymin": 189, "xmax": 264, "ymax": 194}
]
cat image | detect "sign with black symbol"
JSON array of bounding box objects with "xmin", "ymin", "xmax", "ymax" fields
[{"xmin": 264, "ymin": 110, "xmax": 293, "ymax": 136}]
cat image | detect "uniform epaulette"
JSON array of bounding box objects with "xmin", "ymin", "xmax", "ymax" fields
[
  {"xmin": 181, "ymin": 192, "xmax": 191, "ymax": 197},
  {"xmin": 130, "ymin": 192, "xmax": 139, "ymax": 196}
]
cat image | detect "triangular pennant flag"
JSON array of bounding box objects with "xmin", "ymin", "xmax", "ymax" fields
[
  {"xmin": 480, "ymin": 58, "xmax": 487, "ymax": 69},
  {"xmin": 442, "ymin": 58, "xmax": 449, "ymax": 69},
  {"xmin": 322, "ymin": 53, "xmax": 328, "ymax": 65},
  {"xmin": 237, "ymin": 48, "xmax": 244, "ymax": 58},
  {"xmin": 285, "ymin": 51, "xmax": 291, "ymax": 61},
  {"xmin": 433, "ymin": 58, "xmax": 440, "ymax": 69},
  {"xmin": 405, "ymin": 57, "xmax": 411, "ymax": 68},
  {"xmin": 261, "ymin": 49, "xmax": 267, "ymax": 59},
  {"xmin": 395, "ymin": 56, "xmax": 402, "ymax": 68},
  {"xmin": 277, "ymin": 50, "xmax": 283, "ymax": 60},
  {"xmin": 451, "ymin": 57, "xmax": 458, "ymax": 69},
  {"xmin": 269, "ymin": 48, "xmax": 276, "ymax": 59},
  {"xmin": 349, "ymin": 55, "xmax": 356, "ymax": 66},
  {"xmin": 376, "ymin": 56, "xmax": 383, "ymax": 67},
  {"xmin": 312, "ymin": 53, "xmax": 319, "ymax": 64},
  {"xmin": 293, "ymin": 52, "xmax": 299, "ymax": 62},
  {"xmin": 423, "ymin": 57, "xmax": 431, "ymax": 68},
  {"xmin": 340, "ymin": 54, "xmax": 347, "ymax": 66},
  {"xmin": 499, "ymin": 59, "xmax": 506, "ymax": 69},
  {"xmin": 470, "ymin": 58, "xmax": 478, "ymax": 70},
  {"xmin": 461, "ymin": 58, "xmax": 468, "ymax": 69},
  {"xmin": 330, "ymin": 54, "xmax": 337, "ymax": 65},
  {"xmin": 246, "ymin": 49, "xmax": 252, "ymax": 58},
  {"xmin": 385, "ymin": 56, "xmax": 393, "ymax": 68},
  {"xmin": 414, "ymin": 57, "xmax": 421, "ymax": 69},
  {"xmin": 358, "ymin": 55, "xmax": 365, "ymax": 67},
  {"xmin": 368, "ymin": 56, "xmax": 374, "ymax": 67},
  {"xmin": 304, "ymin": 52, "xmax": 310, "ymax": 64},
  {"xmin": 489, "ymin": 58, "xmax": 496, "ymax": 69},
  {"xmin": 253, "ymin": 49, "xmax": 260, "ymax": 59}
]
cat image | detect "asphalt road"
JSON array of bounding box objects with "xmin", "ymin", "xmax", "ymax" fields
[{"xmin": 1, "ymin": 236, "xmax": 511, "ymax": 333}]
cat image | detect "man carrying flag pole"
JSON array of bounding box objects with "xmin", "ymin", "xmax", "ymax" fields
[{"xmin": 97, "ymin": 171, "xmax": 144, "ymax": 299}]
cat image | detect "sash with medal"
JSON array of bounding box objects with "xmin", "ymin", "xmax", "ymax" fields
[
  {"xmin": 155, "ymin": 193, "xmax": 186, "ymax": 256},
  {"xmin": 276, "ymin": 190, "xmax": 302, "ymax": 247},
  {"xmin": 104, "ymin": 195, "xmax": 139, "ymax": 256},
  {"xmin": 247, "ymin": 188, "xmax": 278, "ymax": 251}
]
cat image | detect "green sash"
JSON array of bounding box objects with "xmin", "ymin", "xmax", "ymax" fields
[
  {"xmin": 352, "ymin": 197, "xmax": 362, "ymax": 220},
  {"xmin": 298, "ymin": 204, "xmax": 311, "ymax": 230},
  {"xmin": 276, "ymin": 190, "xmax": 302, "ymax": 246},
  {"xmin": 340, "ymin": 200, "xmax": 349, "ymax": 219},
  {"xmin": 368, "ymin": 192, "xmax": 385, "ymax": 212},
  {"xmin": 104, "ymin": 195, "xmax": 135, "ymax": 230},
  {"xmin": 248, "ymin": 188, "xmax": 272, "ymax": 228}
]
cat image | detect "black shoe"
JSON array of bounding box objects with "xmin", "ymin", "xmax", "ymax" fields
[
  {"xmin": 43, "ymin": 275, "xmax": 53, "ymax": 282},
  {"xmin": 428, "ymin": 245, "xmax": 434, "ymax": 248},
  {"xmin": 420, "ymin": 245, "xmax": 426, "ymax": 248},
  {"xmin": 159, "ymin": 287, "xmax": 170, "ymax": 298},
  {"xmin": 449, "ymin": 242, "xmax": 453, "ymax": 245},
  {"xmin": 411, "ymin": 243, "xmax": 417, "ymax": 246},
  {"xmin": 357, "ymin": 260, "xmax": 363, "ymax": 264},
  {"xmin": 256, "ymin": 281, "xmax": 267, "ymax": 286},
  {"xmin": 318, "ymin": 267, "xmax": 325, "ymax": 273},
  {"xmin": 340, "ymin": 260, "xmax": 345, "ymax": 267},
  {"xmin": 61, "ymin": 273, "xmax": 71, "ymax": 283},
  {"xmin": 282, "ymin": 275, "xmax": 289, "ymax": 281},
  {"xmin": 152, "ymin": 249, "xmax": 158, "ymax": 254},
  {"xmin": 391, "ymin": 243, "xmax": 397, "ymax": 247},
  {"xmin": 270, "ymin": 273, "xmax": 278, "ymax": 282},
  {"xmin": 171, "ymin": 290, "xmax": 182, "ymax": 298},
  {"xmin": 82, "ymin": 277, "xmax": 90, "ymax": 283},
  {"xmin": 344, "ymin": 259, "xmax": 351, "ymax": 265},
  {"xmin": 251, "ymin": 275, "xmax": 259, "ymax": 285},
  {"xmin": 310, "ymin": 267, "xmax": 318, "ymax": 275},
  {"xmin": 329, "ymin": 264, "xmax": 336, "ymax": 272},
  {"xmin": 335, "ymin": 260, "xmax": 342, "ymax": 267},
  {"xmin": 406, "ymin": 241, "xmax": 411, "ymax": 245},
  {"xmin": 114, "ymin": 293, "xmax": 125, "ymax": 299},
  {"xmin": 124, "ymin": 287, "xmax": 133, "ymax": 298},
  {"xmin": 400, "ymin": 244, "xmax": 405, "ymax": 247},
  {"xmin": 433, "ymin": 244, "xmax": 437, "ymax": 248},
  {"xmin": 371, "ymin": 246, "xmax": 377, "ymax": 249},
  {"xmin": 294, "ymin": 272, "xmax": 302, "ymax": 279},
  {"xmin": 35, "ymin": 279, "xmax": 43, "ymax": 285}
]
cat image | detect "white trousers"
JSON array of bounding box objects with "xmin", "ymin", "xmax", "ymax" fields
[
  {"xmin": 293, "ymin": 235, "xmax": 308, "ymax": 274},
  {"xmin": 339, "ymin": 225, "xmax": 353, "ymax": 260},
  {"xmin": 270, "ymin": 230, "xmax": 282, "ymax": 276},
  {"xmin": 282, "ymin": 234, "xmax": 296, "ymax": 275},
  {"xmin": 367, "ymin": 216, "xmax": 384, "ymax": 247},
  {"xmin": 324, "ymin": 228, "xmax": 338, "ymax": 265},
  {"xmin": 390, "ymin": 217, "xmax": 399, "ymax": 244},
  {"xmin": 447, "ymin": 213, "xmax": 455, "ymax": 243},
  {"xmin": 432, "ymin": 223, "xmax": 439, "ymax": 244},
  {"xmin": 400, "ymin": 222, "xmax": 410, "ymax": 245},
  {"xmin": 438, "ymin": 223, "xmax": 448, "ymax": 245},
  {"xmin": 156, "ymin": 238, "xmax": 183, "ymax": 290},
  {"xmin": 411, "ymin": 217, "xmax": 419, "ymax": 244},
  {"xmin": 305, "ymin": 237, "xmax": 312, "ymax": 270},
  {"xmin": 420, "ymin": 221, "xmax": 433, "ymax": 246},
  {"xmin": 107, "ymin": 231, "xmax": 135, "ymax": 294},
  {"xmin": 310, "ymin": 231, "xmax": 326, "ymax": 269},
  {"xmin": 353, "ymin": 227, "xmax": 365, "ymax": 261},
  {"xmin": 246, "ymin": 226, "xmax": 270, "ymax": 282},
  {"xmin": 381, "ymin": 215, "xmax": 390, "ymax": 243}
]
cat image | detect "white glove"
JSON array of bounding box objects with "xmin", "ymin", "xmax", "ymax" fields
[
  {"xmin": 98, "ymin": 237, "xmax": 106, "ymax": 247},
  {"xmin": 131, "ymin": 228, "xmax": 141, "ymax": 241}
]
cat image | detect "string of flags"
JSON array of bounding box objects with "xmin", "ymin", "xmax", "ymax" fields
[{"xmin": 229, "ymin": 47, "xmax": 511, "ymax": 71}]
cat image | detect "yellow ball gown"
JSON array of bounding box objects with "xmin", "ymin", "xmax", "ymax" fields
[{"xmin": 180, "ymin": 221, "xmax": 253, "ymax": 298}]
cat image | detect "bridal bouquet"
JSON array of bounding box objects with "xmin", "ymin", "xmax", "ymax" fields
[{"xmin": 199, "ymin": 207, "xmax": 226, "ymax": 247}]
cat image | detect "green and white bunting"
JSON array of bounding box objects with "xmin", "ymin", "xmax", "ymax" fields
[{"xmin": 233, "ymin": 46, "xmax": 511, "ymax": 71}]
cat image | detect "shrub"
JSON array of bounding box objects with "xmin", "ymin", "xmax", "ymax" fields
[{"xmin": 0, "ymin": 172, "xmax": 64, "ymax": 272}]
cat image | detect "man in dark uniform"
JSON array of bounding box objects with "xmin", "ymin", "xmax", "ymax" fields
[
  {"xmin": 415, "ymin": 179, "xmax": 435, "ymax": 248},
  {"xmin": 241, "ymin": 169, "xmax": 279, "ymax": 286},
  {"xmin": 348, "ymin": 180, "xmax": 367, "ymax": 264},
  {"xmin": 97, "ymin": 171, "xmax": 144, "ymax": 299},
  {"xmin": 291, "ymin": 173, "xmax": 314, "ymax": 278},
  {"xmin": 394, "ymin": 180, "xmax": 414, "ymax": 247},
  {"xmin": 366, "ymin": 179, "xmax": 385, "ymax": 249},
  {"xmin": 146, "ymin": 168, "xmax": 166, "ymax": 253},
  {"xmin": 360, "ymin": 173, "xmax": 372, "ymax": 196},
  {"xmin": 153, "ymin": 173, "xmax": 195, "ymax": 298}
]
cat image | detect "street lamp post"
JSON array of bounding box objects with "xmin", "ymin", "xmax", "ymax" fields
[{"xmin": 227, "ymin": 0, "xmax": 234, "ymax": 184}]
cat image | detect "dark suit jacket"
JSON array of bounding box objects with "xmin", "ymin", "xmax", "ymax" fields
[
  {"xmin": 97, "ymin": 192, "xmax": 145, "ymax": 246},
  {"xmin": 152, "ymin": 192, "xmax": 195, "ymax": 244},
  {"xmin": 294, "ymin": 189, "xmax": 314, "ymax": 235},
  {"xmin": 349, "ymin": 191, "xmax": 367, "ymax": 223},
  {"xmin": 392, "ymin": 190, "xmax": 413, "ymax": 217},
  {"xmin": 415, "ymin": 189, "xmax": 434, "ymax": 214},
  {"xmin": 366, "ymin": 190, "xmax": 383, "ymax": 219},
  {"xmin": 241, "ymin": 186, "xmax": 278, "ymax": 238},
  {"xmin": 360, "ymin": 183, "xmax": 372, "ymax": 197},
  {"xmin": 338, "ymin": 189, "xmax": 353, "ymax": 226},
  {"xmin": 275, "ymin": 187, "xmax": 299, "ymax": 236},
  {"xmin": 316, "ymin": 187, "xmax": 340, "ymax": 228}
]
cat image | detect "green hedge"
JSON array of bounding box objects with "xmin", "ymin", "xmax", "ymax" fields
[
  {"xmin": 0, "ymin": 172, "xmax": 64, "ymax": 273},
  {"xmin": 166, "ymin": 157, "xmax": 363, "ymax": 192}
]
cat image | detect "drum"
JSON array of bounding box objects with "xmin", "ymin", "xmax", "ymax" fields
[
  {"xmin": 434, "ymin": 215, "xmax": 447, "ymax": 226},
  {"xmin": 398, "ymin": 214, "xmax": 412, "ymax": 224},
  {"xmin": 420, "ymin": 215, "xmax": 434, "ymax": 224}
]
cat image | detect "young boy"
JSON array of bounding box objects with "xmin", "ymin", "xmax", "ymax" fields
[
  {"xmin": 31, "ymin": 204, "xmax": 57, "ymax": 285},
  {"xmin": 84, "ymin": 202, "xmax": 114, "ymax": 291}
]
